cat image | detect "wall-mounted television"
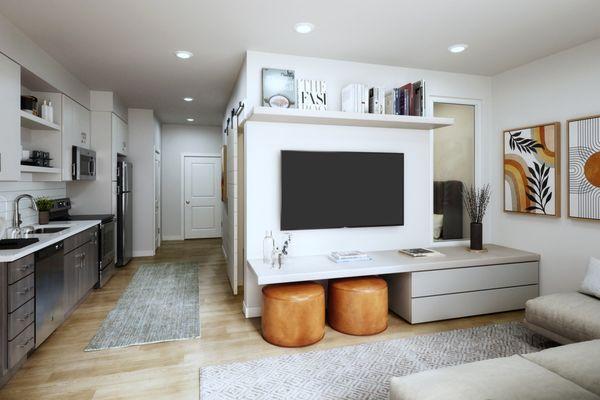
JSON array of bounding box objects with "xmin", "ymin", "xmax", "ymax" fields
[{"xmin": 281, "ymin": 150, "xmax": 404, "ymax": 230}]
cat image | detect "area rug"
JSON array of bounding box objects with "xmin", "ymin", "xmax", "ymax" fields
[
  {"xmin": 85, "ymin": 262, "xmax": 200, "ymax": 351},
  {"xmin": 199, "ymin": 322, "xmax": 551, "ymax": 399}
]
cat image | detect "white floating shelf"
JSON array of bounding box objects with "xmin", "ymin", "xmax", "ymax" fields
[
  {"xmin": 20, "ymin": 110, "xmax": 61, "ymax": 131},
  {"xmin": 242, "ymin": 106, "xmax": 454, "ymax": 130},
  {"xmin": 20, "ymin": 165, "xmax": 61, "ymax": 174}
]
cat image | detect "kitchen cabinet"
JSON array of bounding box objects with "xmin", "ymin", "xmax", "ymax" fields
[
  {"xmin": 63, "ymin": 228, "xmax": 99, "ymax": 314},
  {"xmin": 112, "ymin": 113, "xmax": 128, "ymax": 156},
  {"xmin": 62, "ymin": 95, "xmax": 91, "ymax": 181},
  {"xmin": 0, "ymin": 53, "xmax": 21, "ymax": 181},
  {"xmin": 1, "ymin": 263, "xmax": 7, "ymax": 380}
]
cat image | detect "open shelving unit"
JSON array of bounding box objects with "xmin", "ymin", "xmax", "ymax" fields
[
  {"xmin": 242, "ymin": 106, "xmax": 454, "ymax": 130},
  {"xmin": 19, "ymin": 165, "xmax": 61, "ymax": 174},
  {"xmin": 20, "ymin": 110, "xmax": 60, "ymax": 131}
]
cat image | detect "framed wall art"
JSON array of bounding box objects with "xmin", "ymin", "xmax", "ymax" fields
[
  {"xmin": 504, "ymin": 122, "xmax": 561, "ymax": 216},
  {"xmin": 568, "ymin": 115, "xmax": 600, "ymax": 221}
]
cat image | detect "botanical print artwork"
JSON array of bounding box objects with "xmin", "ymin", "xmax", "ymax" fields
[
  {"xmin": 568, "ymin": 115, "xmax": 600, "ymax": 221},
  {"xmin": 504, "ymin": 123, "xmax": 560, "ymax": 216}
]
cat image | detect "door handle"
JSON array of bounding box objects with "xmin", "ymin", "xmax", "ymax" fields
[{"xmin": 185, "ymin": 201, "xmax": 190, "ymax": 205}]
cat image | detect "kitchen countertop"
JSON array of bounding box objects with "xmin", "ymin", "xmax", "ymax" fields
[{"xmin": 0, "ymin": 220, "xmax": 101, "ymax": 262}]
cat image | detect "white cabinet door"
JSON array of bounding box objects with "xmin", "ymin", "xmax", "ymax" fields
[
  {"xmin": 61, "ymin": 95, "xmax": 76, "ymax": 180},
  {"xmin": 0, "ymin": 54, "xmax": 21, "ymax": 181},
  {"xmin": 77, "ymin": 103, "xmax": 91, "ymax": 149},
  {"xmin": 111, "ymin": 113, "xmax": 128, "ymax": 156}
]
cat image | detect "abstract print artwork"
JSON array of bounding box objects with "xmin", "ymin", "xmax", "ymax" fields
[
  {"xmin": 504, "ymin": 123, "xmax": 560, "ymax": 216},
  {"xmin": 568, "ymin": 115, "xmax": 600, "ymax": 220}
]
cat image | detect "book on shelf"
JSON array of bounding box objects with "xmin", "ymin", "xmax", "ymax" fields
[
  {"xmin": 329, "ymin": 250, "xmax": 371, "ymax": 263},
  {"xmin": 368, "ymin": 87, "xmax": 385, "ymax": 114},
  {"xmin": 341, "ymin": 84, "xmax": 368, "ymax": 113},
  {"xmin": 398, "ymin": 248, "xmax": 444, "ymax": 258},
  {"xmin": 383, "ymin": 80, "xmax": 426, "ymax": 117}
]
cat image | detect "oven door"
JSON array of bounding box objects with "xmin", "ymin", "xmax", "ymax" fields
[
  {"xmin": 100, "ymin": 220, "xmax": 116, "ymax": 267},
  {"xmin": 72, "ymin": 146, "xmax": 96, "ymax": 181}
]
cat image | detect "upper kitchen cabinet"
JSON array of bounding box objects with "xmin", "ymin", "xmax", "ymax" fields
[
  {"xmin": 62, "ymin": 95, "xmax": 91, "ymax": 181},
  {"xmin": 0, "ymin": 54, "xmax": 21, "ymax": 181},
  {"xmin": 112, "ymin": 114, "xmax": 128, "ymax": 156}
]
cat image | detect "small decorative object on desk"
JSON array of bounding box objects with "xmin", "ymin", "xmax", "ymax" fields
[
  {"xmin": 35, "ymin": 196, "xmax": 54, "ymax": 225},
  {"xmin": 399, "ymin": 248, "xmax": 444, "ymax": 258},
  {"xmin": 271, "ymin": 233, "xmax": 292, "ymax": 269},
  {"xmin": 463, "ymin": 184, "xmax": 491, "ymax": 251},
  {"xmin": 262, "ymin": 68, "xmax": 296, "ymax": 108},
  {"xmin": 263, "ymin": 230, "xmax": 274, "ymax": 264},
  {"xmin": 329, "ymin": 250, "xmax": 371, "ymax": 263},
  {"xmin": 297, "ymin": 79, "xmax": 327, "ymax": 110}
]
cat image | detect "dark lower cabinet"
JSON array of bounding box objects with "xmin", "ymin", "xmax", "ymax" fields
[{"xmin": 64, "ymin": 228, "xmax": 99, "ymax": 316}]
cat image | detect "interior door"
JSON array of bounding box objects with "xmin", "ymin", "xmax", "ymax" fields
[{"xmin": 184, "ymin": 156, "xmax": 222, "ymax": 239}]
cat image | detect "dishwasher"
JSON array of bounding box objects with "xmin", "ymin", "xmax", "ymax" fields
[{"xmin": 35, "ymin": 241, "xmax": 65, "ymax": 347}]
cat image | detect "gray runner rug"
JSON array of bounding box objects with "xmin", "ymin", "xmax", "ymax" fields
[
  {"xmin": 199, "ymin": 322, "xmax": 550, "ymax": 399},
  {"xmin": 86, "ymin": 262, "xmax": 200, "ymax": 351}
]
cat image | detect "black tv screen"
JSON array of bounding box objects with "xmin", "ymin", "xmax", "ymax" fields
[{"xmin": 281, "ymin": 151, "xmax": 404, "ymax": 230}]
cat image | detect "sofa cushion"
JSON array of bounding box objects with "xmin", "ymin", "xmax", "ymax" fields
[
  {"xmin": 523, "ymin": 340, "xmax": 600, "ymax": 396},
  {"xmin": 525, "ymin": 292, "xmax": 600, "ymax": 342},
  {"xmin": 389, "ymin": 355, "xmax": 600, "ymax": 400},
  {"xmin": 581, "ymin": 257, "xmax": 600, "ymax": 299}
]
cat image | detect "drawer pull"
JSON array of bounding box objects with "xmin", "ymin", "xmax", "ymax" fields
[
  {"xmin": 17, "ymin": 287, "xmax": 33, "ymax": 295},
  {"xmin": 17, "ymin": 264, "xmax": 33, "ymax": 272},
  {"xmin": 18, "ymin": 337, "xmax": 34, "ymax": 348},
  {"xmin": 18, "ymin": 312, "xmax": 35, "ymax": 322}
]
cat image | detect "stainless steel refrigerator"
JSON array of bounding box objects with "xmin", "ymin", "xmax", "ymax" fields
[{"xmin": 116, "ymin": 160, "xmax": 133, "ymax": 266}]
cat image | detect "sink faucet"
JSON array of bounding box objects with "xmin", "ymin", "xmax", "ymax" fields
[{"xmin": 13, "ymin": 194, "xmax": 38, "ymax": 229}]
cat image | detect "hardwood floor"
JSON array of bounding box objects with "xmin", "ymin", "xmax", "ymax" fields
[{"xmin": 0, "ymin": 239, "xmax": 523, "ymax": 399}]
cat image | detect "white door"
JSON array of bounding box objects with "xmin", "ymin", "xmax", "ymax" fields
[
  {"xmin": 155, "ymin": 154, "xmax": 161, "ymax": 249},
  {"xmin": 184, "ymin": 156, "xmax": 222, "ymax": 239}
]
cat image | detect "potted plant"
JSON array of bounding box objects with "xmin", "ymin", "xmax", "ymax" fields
[
  {"xmin": 463, "ymin": 184, "xmax": 491, "ymax": 251},
  {"xmin": 35, "ymin": 197, "xmax": 54, "ymax": 225}
]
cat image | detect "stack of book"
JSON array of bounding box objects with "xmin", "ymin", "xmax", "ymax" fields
[
  {"xmin": 329, "ymin": 251, "xmax": 372, "ymax": 263},
  {"xmin": 385, "ymin": 80, "xmax": 426, "ymax": 116},
  {"xmin": 341, "ymin": 84, "xmax": 368, "ymax": 113}
]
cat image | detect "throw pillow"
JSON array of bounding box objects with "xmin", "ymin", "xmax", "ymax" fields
[{"xmin": 580, "ymin": 257, "xmax": 600, "ymax": 299}]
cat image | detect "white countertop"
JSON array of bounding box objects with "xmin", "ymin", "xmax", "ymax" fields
[
  {"xmin": 247, "ymin": 244, "xmax": 540, "ymax": 285},
  {"xmin": 0, "ymin": 220, "xmax": 101, "ymax": 262}
]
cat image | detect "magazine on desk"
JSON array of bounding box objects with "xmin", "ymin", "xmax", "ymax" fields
[
  {"xmin": 398, "ymin": 248, "xmax": 445, "ymax": 258},
  {"xmin": 329, "ymin": 251, "xmax": 372, "ymax": 263}
]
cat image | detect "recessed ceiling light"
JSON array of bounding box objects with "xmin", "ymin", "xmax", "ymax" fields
[
  {"xmin": 175, "ymin": 50, "xmax": 194, "ymax": 59},
  {"xmin": 448, "ymin": 44, "xmax": 468, "ymax": 53},
  {"xmin": 183, "ymin": 97, "xmax": 194, "ymax": 102},
  {"xmin": 294, "ymin": 22, "xmax": 315, "ymax": 34},
  {"xmin": 187, "ymin": 118, "xmax": 194, "ymax": 122}
]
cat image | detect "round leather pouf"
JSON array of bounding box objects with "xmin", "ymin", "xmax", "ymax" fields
[
  {"xmin": 328, "ymin": 276, "xmax": 388, "ymax": 336},
  {"xmin": 262, "ymin": 282, "xmax": 325, "ymax": 347}
]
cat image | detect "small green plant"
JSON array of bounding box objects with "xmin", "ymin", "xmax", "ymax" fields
[{"xmin": 35, "ymin": 197, "xmax": 54, "ymax": 212}]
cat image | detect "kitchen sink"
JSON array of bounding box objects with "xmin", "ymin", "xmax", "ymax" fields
[
  {"xmin": 0, "ymin": 238, "xmax": 40, "ymax": 250},
  {"xmin": 33, "ymin": 227, "xmax": 69, "ymax": 234}
]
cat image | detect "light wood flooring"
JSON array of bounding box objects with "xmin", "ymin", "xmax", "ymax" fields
[{"xmin": 0, "ymin": 239, "xmax": 523, "ymax": 399}]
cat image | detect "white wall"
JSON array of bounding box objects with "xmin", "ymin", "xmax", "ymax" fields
[
  {"xmin": 0, "ymin": 12, "xmax": 89, "ymax": 108},
  {"xmin": 161, "ymin": 124, "xmax": 221, "ymax": 239},
  {"xmin": 128, "ymin": 109, "xmax": 160, "ymax": 256},
  {"xmin": 0, "ymin": 182, "xmax": 66, "ymax": 238},
  {"xmin": 491, "ymin": 38, "xmax": 600, "ymax": 295},
  {"xmin": 241, "ymin": 51, "xmax": 493, "ymax": 315}
]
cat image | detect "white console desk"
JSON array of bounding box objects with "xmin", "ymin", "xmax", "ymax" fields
[{"xmin": 245, "ymin": 244, "xmax": 540, "ymax": 323}]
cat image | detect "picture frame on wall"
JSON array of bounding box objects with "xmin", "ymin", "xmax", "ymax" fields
[
  {"xmin": 503, "ymin": 122, "xmax": 561, "ymax": 216},
  {"xmin": 262, "ymin": 68, "xmax": 296, "ymax": 108},
  {"xmin": 568, "ymin": 114, "xmax": 600, "ymax": 221}
]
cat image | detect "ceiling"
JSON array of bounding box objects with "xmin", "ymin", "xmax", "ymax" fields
[{"xmin": 1, "ymin": 0, "xmax": 599, "ymax": 126}]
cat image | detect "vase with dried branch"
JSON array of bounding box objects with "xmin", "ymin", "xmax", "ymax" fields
[{"xmin": 462, "ymin": 184, "xmax": 491, "ymax": 250}]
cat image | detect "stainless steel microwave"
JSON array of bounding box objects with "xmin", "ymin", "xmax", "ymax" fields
[{"xmin": 72, "ymin": 146, "xmax": 96, "ymax": 180}]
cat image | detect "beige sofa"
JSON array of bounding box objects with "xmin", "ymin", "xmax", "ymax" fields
[
  {"xmin": 390, "ymin": 339, "xmax": 600, "ymax": 400},
  {"xmin": 524, "ymin": 292, "xmax": 600, "ymax": 344}
]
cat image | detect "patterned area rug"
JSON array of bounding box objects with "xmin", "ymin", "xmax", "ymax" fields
[
  {"xmin": 85, "ymin": 262, "xmax": 200, "ymax": 351},
  {"xmin": 199, "ymin": 322, "xmax": 550, "ymax": 399}
]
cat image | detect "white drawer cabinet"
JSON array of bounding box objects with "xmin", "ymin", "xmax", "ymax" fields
[
  {"xmin": 111, "ymin": 113, "xmax": 128, "ymax": 156},
  {"xmin": 387, "ymin": 261, "xmax": 540, "ymax": 324},
  {"xmin": 0, "ymin": 54, "xmax": 21, "ymax": 181}
]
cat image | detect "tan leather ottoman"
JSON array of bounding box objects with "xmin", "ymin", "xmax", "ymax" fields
[
  {"xmin": 328, "ymin": 276, "xmax": 388, "ymax": 335},
  {"xmin": 261, "ymin": 282, "xmax": 325, "ymax": 347}
]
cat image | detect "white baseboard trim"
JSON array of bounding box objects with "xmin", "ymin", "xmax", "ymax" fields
[
  {"xmin": 243, "ymin": 301, "xmax": 261, "ymax": 318},
  {"xmin": 162, "ymin": 235, "xmax": 184, "ymax": 241},
  {"xmin": 133, "ymin": 250, "xmax": 155, "ymax": 257}
]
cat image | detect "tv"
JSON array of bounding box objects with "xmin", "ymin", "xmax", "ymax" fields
[{"xmin": 281, "ymin": 151, "xmax": 404, "ymax": 230}]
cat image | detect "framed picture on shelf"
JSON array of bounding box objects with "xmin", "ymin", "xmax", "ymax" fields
[
  {"xmin": 262, "ymin": 68, "xmax": 296, "ymax": 108},
  {"xmin": 503, "ymin": 122, "xmax": 561, "ymax": 216},
  {"xmin": 568, "ymin": 114, "xmax": 600, "ymax": 221}
]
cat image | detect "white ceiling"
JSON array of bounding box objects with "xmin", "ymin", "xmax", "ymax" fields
[{"xmin": 1, "ymin": 0, "xmax": 599, "ymax": 126}]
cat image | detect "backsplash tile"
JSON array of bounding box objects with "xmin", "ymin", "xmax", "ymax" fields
[{"xmin": 0, "ymin": 182, "xmax": 67, "ymax": 239}]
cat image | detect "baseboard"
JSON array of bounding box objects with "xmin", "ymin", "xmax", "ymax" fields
[
  {"xmin": 162, "ymin": 235, "xmax": 183, "ymax": 241},
  {"xmin": 133, "ymin": 250, "xmax": 155, "ymax": 257},
  {"xmin": 243, "ymin": 301, "xmax": 261, "ymax": 318}
]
